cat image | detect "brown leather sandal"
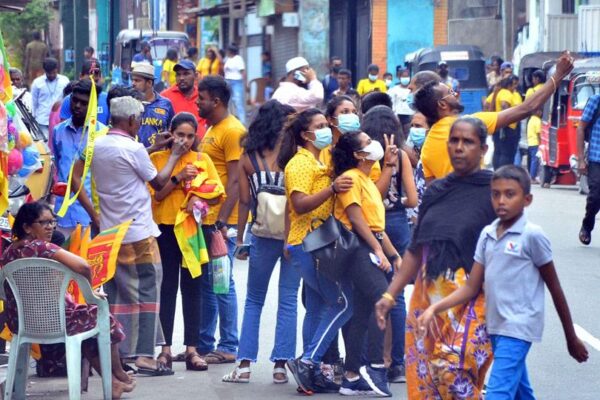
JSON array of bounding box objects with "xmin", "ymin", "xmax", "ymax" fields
[{"xmin": 186, "ymin": 352, "xmax": 208, "ymax": 371}]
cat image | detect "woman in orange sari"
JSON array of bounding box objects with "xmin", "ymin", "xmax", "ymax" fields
[{"xmin": 376, "ymin": 117, "xmax": 496, "ymax": 399}]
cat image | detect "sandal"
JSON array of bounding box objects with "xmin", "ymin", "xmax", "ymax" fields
[
  {"xmin": 157, "ymin": 352, "xmax": 173, "ymax": 370},
  {"xmin": 173, "ymin": 352, "xmax": 186, "ymax": 362},
  {"xmin": 185, "ymin": 352, "xmax": 208, "ymax": 371},
  {"xmin": 579, "ymin": 226, "xmax": 592, "ymax": 245},
  {"xmin": 222, "ymin": 367, "xmax": 250, "ymax": 383},
  {"xmin": 273, "ymin": 367, "xmax": 288, "ymax": 384},
  {"xmin": 203, "ymin": 350, "xmax": 236, "ymax": 364}
]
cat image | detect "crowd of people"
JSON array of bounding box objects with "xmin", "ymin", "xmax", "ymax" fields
[{"xmin": 2, "ymin": 39, "xmax": 594, "ymax": 399}]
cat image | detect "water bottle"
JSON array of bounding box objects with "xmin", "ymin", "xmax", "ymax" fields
[{"xmin": 212, "ymin": 256, "xmax": 231, "ymax": 294}]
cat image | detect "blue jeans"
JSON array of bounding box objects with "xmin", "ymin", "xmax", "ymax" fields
[
  {"xmin": 486, "ymin": 335, "xmax": 535, "ymax": 400},
  {"xmin": 226, "ymin": 79, "xmax": 245, "ymax": 125},
  {"xmin": 289, "ymin": 245, "xmax": 353, "ymax": 363},
  {"xmin": 528, "ymin": 146, "xmax": 539, "ymax": 178},
  {"xmin": 237, "ymin": 235, "xmax": 301, "ymax": 362},
  {"xmin": 384, "ymin": 209, "xmax": 410, "ymax": 367},
  {"xmin": 198, "ymin": 226, "xmax": 239, "ymax": 355}
]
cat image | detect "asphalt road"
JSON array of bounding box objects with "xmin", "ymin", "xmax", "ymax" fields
[{"xmin": 20, "ymin": 185, "xmax": 600, "ymax": 399}]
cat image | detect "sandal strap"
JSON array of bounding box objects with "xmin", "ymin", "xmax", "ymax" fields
[
  {"xmin": 273, "ymin": 367, "xmax": 287, "ymax": 375},
  {"xmin": 236, "ymin": 367, "xmax": 251, "ymax": 374}
]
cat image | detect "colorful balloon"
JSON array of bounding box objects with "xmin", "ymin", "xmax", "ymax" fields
[{"xmin": 7, "ymin": 148, "xmax": 23, "ymax": 175}]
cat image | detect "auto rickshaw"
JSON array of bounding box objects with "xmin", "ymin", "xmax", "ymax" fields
[
  {"xmin": 405, "ymin": 45, "xmax": 488, "ymax": 115},
  {"xmin": 112, "ymin": 29, "xmax": 190, "ymax": 87},
  {"xmin": 539, "ymin": 57, "xmax": 600, "ymax": 190}
]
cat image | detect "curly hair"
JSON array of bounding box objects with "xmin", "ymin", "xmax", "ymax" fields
[
  {"xmin": 12, "ymin": 202, "xmax": 54, "ymax": 240},
  {"xmin": 332, "ymin": 131, "xmax": 363, "ymax": 176},
  {"xmin": 325, "ymin": 95, "xmax": 356, "ymax": 119},
  {"xmin": 242, "ymin": 100, "xmax": 295, "ymax": 156},
  {"xmin": 277, "ymin": 108, "xmax": 324, "ymax": 170},
  {"xmin": 413, "ymin": 80, "xmax": 442, "ymax": 127}
]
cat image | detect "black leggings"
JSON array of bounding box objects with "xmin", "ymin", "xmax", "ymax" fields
[{"xmin": 157, "ymin": 224, "xmax": 202, "ymax": 346}]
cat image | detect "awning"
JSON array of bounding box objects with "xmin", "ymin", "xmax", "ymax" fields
[
  {"xmin": 187, "ymin": 0, "xmax": 257, "ymax": 17},
  {"xmin": 0, "ymin": 0, "xmax": 30, "ymax": 12}
]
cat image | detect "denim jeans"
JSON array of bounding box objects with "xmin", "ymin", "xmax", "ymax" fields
[
  {"xmin": 528, "ymin": 146, "xmax": 539, "ymax": 178},
  {"xmin": 226, "ymin": 79, "xmax": 246, "ymax": 126},
  {"xmin": 289, "ymin": 245, "xmax": 353, "ymax": 363},
  {"xmin": 384, "ymin": 209, "xmax": 409, "ymax": 367},
  {"xmin": 237, "ymin": 235, "xmax": 301, "ymax": 362},
  {"xmin": 198, "ymin": 226, "xmax": 239, "ymax": 355},
  {"xmin": 486, "ymin": 335, "xmax": 535, "ymax": 400}
]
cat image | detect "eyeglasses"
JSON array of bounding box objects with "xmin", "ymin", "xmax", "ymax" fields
[
  {"xmin": 441, "ymin": 88, "xmax": 458, "ymax": 100},
  {"xmin": 34, "ymin": 219, "xmax": 57, "ymax": 228}
]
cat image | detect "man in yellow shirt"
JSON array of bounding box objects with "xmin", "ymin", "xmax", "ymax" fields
[
  {"xmin": 197, "ymin": 75, "xmax": 246, "ymax": 362},
  {"xmin": 413, "ymin": 52, "xmax": 575, "ymax": 182},
  {"xmin": 357, "ymin": 64, "xmax": 387, "ymax": 96}
]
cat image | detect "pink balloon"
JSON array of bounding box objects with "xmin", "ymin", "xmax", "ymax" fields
[{"xmin": 7, "ymin": 148, "xmax": 23, "ymax": 175}]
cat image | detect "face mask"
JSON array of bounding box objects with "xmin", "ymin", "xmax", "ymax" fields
[
  {"xmin": 385, "ymin": 79, "xmax": 393, "ymax": 88},
  {"xmin": 406, "ymin": 92, "xmax": 414, "ymax": 107},
  {"xmin": 294, "ymin": 70, "xmax": 307, "ymax": 83},
  {"xmin": 331, "ymin": 66, "xmax": 341, "ymax": 74},
  {"xmin": 360, "ymin": 140, "xmax": 384, "ymax": 161},
  {"xmin": 368, "ymin": 74, "xmax": 378, "ymax": 82},
  {"xmin": 408, "ymin": 127, "xmax": 427, "ymax": 147},
  {"xmin": 400, "ymin": 77, "xmax": 410, "ymax": 86},
  {"xmin": 336, "ymin": 113, "xmax": 360, "ymax": 134},
  {"xmin": 309, "ymin": 127, "xmax": 333, "ymax": 150}
]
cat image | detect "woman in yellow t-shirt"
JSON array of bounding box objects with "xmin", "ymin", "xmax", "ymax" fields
[
  {"xmin": 525, "ymin": 70, "xmax": 546, "ymax": 100},
  {"xmin": 331, "ymin": 131, "xmax": 402, "ymax": 391},
  {"xmin": 150, "ymin": 112, "xmax": 224, "ymax": 372},
  {"xmin": 161, "ymin": 48, "xmax": 178, "ymax": 88},
  {"xmin": 488, "ymin": 76, "xmax": 520, "ymax": 169},
  {"xmin": 278, "ymin": 108, "xmax": 354, "ymax": 393},
  {"xmin": 196, "ymin": 46, "xmax": 222, "ymax": 79}
]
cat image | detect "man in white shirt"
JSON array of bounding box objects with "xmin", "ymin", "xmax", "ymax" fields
[
  {"xmin": 30, "ymin": 57, "xmax": 69, "ymax": 136},
  {"xmin": 224, "ymin": 44, "xmax": 246, "ymax": 125},
  {"xmin": 272, "ymin": 56, "xmax": 324, "ymax": 112}
]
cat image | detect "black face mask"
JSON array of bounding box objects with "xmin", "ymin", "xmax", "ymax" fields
[
  {"xmin": 331, "ymin": 66, "xmax": 341, "ymax": 74},
  {"xmin": 439, "ymin": 69, "xmax": 448, "ymax": 79}
]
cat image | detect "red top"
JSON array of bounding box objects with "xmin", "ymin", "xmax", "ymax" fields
[{"xmin": 160, "ymin": 85, "xmax": 207, "ymax": 138}]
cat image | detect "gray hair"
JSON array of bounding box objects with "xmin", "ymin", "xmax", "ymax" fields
[
  {"xmin": 109, "ymin": 96, "xmax": 144, "ymax": 119},
  {"xmin": 9, "ymin": 67, "xmax": 22, "ymax": 75}
]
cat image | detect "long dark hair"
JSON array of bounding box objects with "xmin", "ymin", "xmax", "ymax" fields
[
  {"xmin": 168, "ymin": 112, "xmax": 199, "ymax": 151},
  {"xmin": 242, "ymin": 100, "xmax": 295, "ymax": 156},
  {"xmin": 277, "ymin": 108, "xmax": 324, "ymax": 169},
  {"xmin": 325, "ymin": 95, "xmax": 355, "ymax": 119},
  {"xmin": 12, "ymin": 202, "xmax": 54, "ymax": 240},
  {"xmin": 332, "ymin": 131, "xmax": 363, "ymax": 176}
]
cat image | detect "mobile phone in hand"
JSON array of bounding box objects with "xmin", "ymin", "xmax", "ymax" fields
[{"xmin": 234, "ymin": 244, "xmax": 250, "ymax": 258}]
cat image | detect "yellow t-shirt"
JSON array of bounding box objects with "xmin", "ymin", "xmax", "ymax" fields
[
  {"xmin": 356, "ymin": 79, "xmax": 387, "ymax": 96},
  {"xmin": 162, "ymin": 59, "xmax": 177, "ymax": 87},
  {"xmin": 319, "ymin": 144, "xmax": 381, "ymax": 182},
  {"xmin": 496, "ymin": 89, "xmax": 518, "ymax": 129},
  {"xmin": 525, "ymin": 83, "xmax": 544, "ymax": 100},
  {"xmin": 200, "ymin": 114, "xmax": 246, "ymax": 225},
  {"xmin": 527, "ymin": 115, "xmax": 542, "ymax": 146},
  {"xmin": 334, "ymin": 168, "xmax": 385, "ymax": 232},
  {"xmin": 421, "ymin": 112, "xmax": 498, "ymax": 180},
  {"xmin": 197, "ymin": 57, "xmax": 221, "ymax": 78},
  {"xmin": 285, "ymin": 147, "xmax": 333, "ymax": 246},
  {"xmin": 149, "ymin": 150, "xmax": 221, "ymax": 225},
  {"xmin": 512, "ymin": 91, "xmax": 523, "ymax": 106}
]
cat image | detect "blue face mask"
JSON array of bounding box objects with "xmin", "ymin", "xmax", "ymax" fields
[
  {"xmin": 368, "ymin": 74, "xmax": 378, "ymax": 82},
  {"xmin": 408, "ymin": 127, "xmax": 427, "ymax": 147},
  {"xmin": 406, "ymin": 92, "xmax": 414, "ymax": 107},
  {"xmin": 400, "ymin": 77, "xmax": 410, "ymax": 86},
  {"xmin": 336, "ymin": 113, "xmax": 360, "ymax": 134},
  {"xmin": 309, "ymin": 127, "xmax": 333, "ymax": 150}
]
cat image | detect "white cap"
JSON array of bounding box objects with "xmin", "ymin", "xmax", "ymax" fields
[
  {"xmin": 286, "ymin": 57, "xmax": 309, "ymax": 73},
  {"xmin": 131, "ymin": 62, "xmax": 155, "ymax": 80}
]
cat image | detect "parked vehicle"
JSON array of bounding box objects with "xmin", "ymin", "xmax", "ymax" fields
[
  {"xmin": 405, "ymin": 45, "xmax": 488, "ymax": 115},
  {"xmin": 539, "ymin": 57, "xmax": 600, "ymax": 192}
]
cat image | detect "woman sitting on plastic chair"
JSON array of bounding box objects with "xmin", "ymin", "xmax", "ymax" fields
[{"xmin": 0, "ymin": 202, "xmax": 136, "ymax": 398}]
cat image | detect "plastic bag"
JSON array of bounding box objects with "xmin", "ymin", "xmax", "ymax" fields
[{"xmin": 212, "ymin": 255, "xmax": 231, "ymax": 294}]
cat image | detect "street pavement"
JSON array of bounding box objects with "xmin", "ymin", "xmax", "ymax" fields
[{"xmin": 18, "ymin": 185, "xmax": 600, "ymax": 399}]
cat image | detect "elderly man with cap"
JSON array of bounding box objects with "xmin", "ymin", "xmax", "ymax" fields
[
  {"xmin": 272, "ymin": 56, "xmax": 324, "ymax": 111},
  {"xmin": 131, "ymin": 63, "xmax": 175, "ymax": 152},
  {"xmin": 161, "ymin": 59, "xmax": 207, "ymax": 137}
]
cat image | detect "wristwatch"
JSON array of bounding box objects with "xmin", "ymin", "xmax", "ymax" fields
[
  {"xmin": 170, "ymin": 175, "xmax": 180, "ymax": 185},
  {"xmin": 215, "ymin": 220, "xmax": 226, "ymax": 231}
]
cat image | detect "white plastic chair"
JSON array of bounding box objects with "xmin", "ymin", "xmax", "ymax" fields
[{"xmin": 0, "ymin": 258, "xmax": 112, "ymax": 400}]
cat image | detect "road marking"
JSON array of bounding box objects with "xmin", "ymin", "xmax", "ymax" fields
[{"xmin": 574, "ymin": 324, "xmax": 600, "ymax": 351}]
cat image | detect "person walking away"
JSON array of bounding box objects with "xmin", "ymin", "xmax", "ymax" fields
[
  {"xmin": 322, "ymin": 56, "xmax": 343, "ymax": 103},
  {"xmin": 357, "ymin": 64, "xmax": 387, "ymax": 96},
  {"xmin": 161, "ymin": 48, "xmax": 178, "ymax": 89},
  {"xmin": 196, "ymin": 76, "xmax": 246, "ymax": 364},
  {"xmin": 278, "ymin": 108, "xmax": 353, "ymax": 395},
  {"xmin": 222, "ymin": 100, "xmax": 300, "ymax": 384},
  {"xmin": 417, "ymin": 165, "xmax": 589, "ymax": 399},
  {"xmin": 52, "ymin": 79, "xmax": 105, "ymax": 237},
  {"xmin": 185, "ymin": 47, "xmax": 199, "ymax": 65},
  {"xmin": 375, "ymin": 117, "xmax": 496, "ymax": 399},
  {"xmin": 131, "ymin": 63, "xmax": 175, "ymax": 151},
  {"xmin": 527, "ymin": 108, "xmax": 542, "ymax": 183},
  {"xmin": 31, "ymin": 58, "xmax": 69, "ymax": 137},
  {"xmin": 196, "ymin": 45, "xmax": 222, "ymax": 79},
  {"xmin": 151, "ymin": 112, "xmax": 224, "ymax": 373},
  {"xmin": 576, "ymin": 92, "xmax": 600, "ymax": 245},
  {"xmin": 72, "ymin": 92, "xmax": 187, "ymax": 376},
  {"xmin": 161, "ymin": 60, "xmax": 207, "ymax": 138},
  {"xmin": 24, "ymin": 31, "xmax": 48, "ymax": 86},
  {"xmin": 332, "ymin": 69, "xmax": 360, "ymax": 105},
  {"xmin": 272, "ymin": 56, "xmax": 324, "ymax": 112},
  {"xmin": 132, "ymin": 41, "xmax": 153, "ymax": 65},
  {"xmin": 224, "ymin": 44, "xmax": 246, "ymax": 125},
  {"xmin": 60, "ymin": 59, "xmax": 110, "ymax": 125},
  {"xmin": 388, "ymin": 67, "xmax": 414, "ymax": 136}
]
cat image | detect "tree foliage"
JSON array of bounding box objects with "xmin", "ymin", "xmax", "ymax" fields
[{"xmin": 0, "ymin": 0, "xmax": 52, "ymax": 68}]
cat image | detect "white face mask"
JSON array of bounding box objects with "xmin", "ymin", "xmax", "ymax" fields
[
  {"xmin": 294, "ymin": 70, "xmax": 307, "ymax": 83},
  {"xmin": 360, "ymin": 140, "xmax": 384, "ymax": 161},
  {"xmin": 368, "ymin": 74, "xmax": 378, "ymax": 82}
]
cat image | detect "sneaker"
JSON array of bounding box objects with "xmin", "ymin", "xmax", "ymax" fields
[
  {"xmin": 387, "ymin": 364, "xmax": 406, "ymax": 383},
  {"xmin": 313, "ymin": 370, "xmax": 341, "ymax": 393},
  {"xmin": 339, "ymin": 376, "xmax": 376, "ymax": 396},
  {"xmin": 359, "ymin": 365, "xmax": 392, "ymax": 397},
  {"xmin": 287, "ymin": 358, "xmax": 314, "ymax": 394}
]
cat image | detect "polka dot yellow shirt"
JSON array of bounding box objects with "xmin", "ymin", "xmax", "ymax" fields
[{"xmin": 285, "ymin": 147, "xmax": 333, "ymax": 246}]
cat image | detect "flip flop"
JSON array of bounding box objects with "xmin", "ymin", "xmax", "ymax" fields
[
  {"xmin": 579, "ymin": 227, "xmax": 592, "ymax": 245},
  {"xmin": 273, "ymin": 367, "xmax": 288, "ymax": 384},
  {"xmin": 122, "ymin": 363, "xmax": 137, "ymax": 375},
  {"xmin": 173, "ymin": 352, "xmax": 186, "ymax": 362},
  {"xmin": 203, "ymin": 350, "xmax": 236, "ymax": 364},
  {"xmin": 136, "ymin": 366, "xmax": 174, "ymax": 376},
  {"xmin": 222, "ymin": 367, "xmax": 251, "ymax": 383},
  {"xmin": 157, "ymin": 352, "xmax": 173, "ymax": 370}
]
